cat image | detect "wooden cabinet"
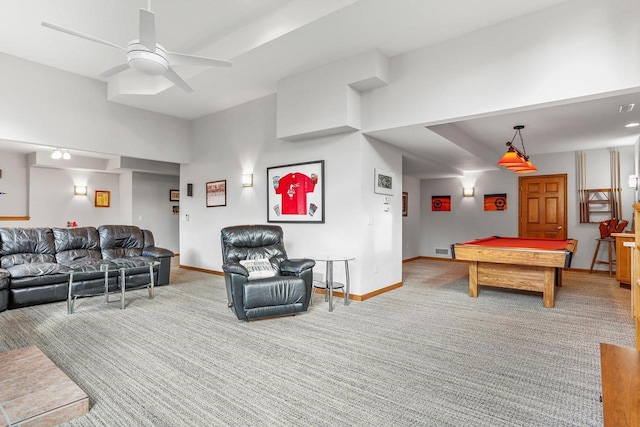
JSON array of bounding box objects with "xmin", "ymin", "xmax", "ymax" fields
[
  {"xmin": 633, "ymin": 203, "xmax": 640, "ymax": 349},
  {"xmin": 614, "ymin": 233, "xmax": 634, "ymax": 286},
  {"xmin": 600, "ymin": 343, "xmax": 640, "ymax": 426}
]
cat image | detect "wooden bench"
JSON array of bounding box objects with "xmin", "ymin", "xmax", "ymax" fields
[
  {"xmin": 600, "ymin": 343, "xmax": 640, "ymax": 426},
  {"xmin": 0, "ymin": 346, "xmax": 89, "ymax": 426}
]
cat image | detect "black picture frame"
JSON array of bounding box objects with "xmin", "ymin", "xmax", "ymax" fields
[
  {"xmin": 267, "ymin": 160, "xmax": 324, "ymax": 223},
  {"xmin": 169, "ymin": 189, "xmax": 180, "ymax": 201},
  {"xmin": 206, "ymin": 180, "xmax": 226, "ymax": 207}
]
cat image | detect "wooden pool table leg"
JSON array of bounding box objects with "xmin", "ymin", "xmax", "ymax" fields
[
  {"xmin": 555, "ymin": 267, "xmax": 562, "ymax": 287},
  {"xmin": 543, "ymin": 267, "xmax": 555, "ymax": 308},
  {"xmin": 469, "ymin": 262, "xmax": 478, "ymax": 298}
]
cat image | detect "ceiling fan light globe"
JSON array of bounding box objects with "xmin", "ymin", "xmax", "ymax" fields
[{"xmin": 127, "ymin": 42, "xmax": 168, "ymax": 75}]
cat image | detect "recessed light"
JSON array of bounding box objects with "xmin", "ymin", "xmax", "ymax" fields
[{"xmin": 625, "ymin": 122, "xmax": 640, "ymax": 128}]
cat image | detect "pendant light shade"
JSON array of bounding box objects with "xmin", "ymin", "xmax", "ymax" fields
[
  {"xmin": 514, "ymin": 160, "xmax": 538, "ymax": 174},
  {"xmin": 497, "ymin": 125, "xmax": 537, "ymax": 174},
  {"xmin": 497, "ymin": 148, "xmax": 523, "ymax": 166}
]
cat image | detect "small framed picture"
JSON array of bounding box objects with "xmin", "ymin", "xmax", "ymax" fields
[
  {"xmin": 206, "ymin": 180, "xmax": 226, "ymax": 207},
  {"xmin": 95, "ymin": 190, "xmax": 110, "ymax": 208},
  {"xmin": 170, "ymin": 189, "xmax": 180, "ymax": 201},
  {"xmin": 374, "ymin": 168, "xmax": 394, "ymax": 195},
  {"xmin": 402, "ymin": 192, "xmax": 408, "ymax": 217}
]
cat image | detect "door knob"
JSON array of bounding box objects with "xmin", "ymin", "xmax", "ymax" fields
[{"xmin": 557, "ymin": 226, "xmax": 562, "ymax": 230}]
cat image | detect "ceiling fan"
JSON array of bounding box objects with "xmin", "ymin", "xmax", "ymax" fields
[{"xmin": 41, "ymin": 1, "xmax": 231, "ymax": 93}]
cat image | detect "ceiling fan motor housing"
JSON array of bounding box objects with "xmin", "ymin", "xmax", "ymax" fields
[{"xmin": 126, "ymin": 41, "xmax": 168, "ymax": 75}]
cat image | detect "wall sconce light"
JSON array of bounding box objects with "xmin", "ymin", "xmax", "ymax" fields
[
  {"xmin": 242, "ymin": 173, "xmax": 253, "ymax": 187},
  {"xmin": 74, "ymin": 185, "xmax": 87, "ymax": 195},
  {"xmin": 462, "ymin": 187, "xmax": 475, "ymax": 197},
  {"xmin": 629, "ymin": 175, "xmax": 638, "ymax": 189}
]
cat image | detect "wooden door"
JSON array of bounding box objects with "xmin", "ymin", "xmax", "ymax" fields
[{"xmin": 519, "ymin": 174, "xmax": 568, "ymax": 239}]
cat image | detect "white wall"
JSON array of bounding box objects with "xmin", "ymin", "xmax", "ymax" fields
[
  {"xmin": 182, "ymin": 94, "xmax": 403, "ymax": 296},
  {"xmin": 360, "ymin": 137, "xmax": 403, "ymax": 291},
  {"xmin": 132, "ymin": 172, "xmax": 180, "ymax": 253},
  {"xmin": 21, "ymin": 167, "xmax": 122, "ymax": 228},
  {"xmin": 420, "ymin": 146, "xmax": 636, "ymax": 270}
]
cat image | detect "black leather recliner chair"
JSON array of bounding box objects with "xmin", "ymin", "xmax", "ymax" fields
[{"xmin": 221, "ymin": 225, "xmax": 315, "ymax": 321}]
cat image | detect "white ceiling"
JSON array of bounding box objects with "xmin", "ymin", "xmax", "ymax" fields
[{"xmin": 1, "ymin": 0, "xmax": 639, "ymax": 178}]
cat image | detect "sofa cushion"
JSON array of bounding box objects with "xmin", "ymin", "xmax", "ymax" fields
[
  {"xmin": 98, "ymin": 225, "xmax": 145, "ymax": 260},
  {"xmin": 53, "ymin": 227, "xmax": 102, "ymax": 264},
  {"xmin": 6, "ymin": 262, "xmax": 67, "ymax": 279},
  {"xmin": 0, "ymin": 227, "xmax": 56, "ymax": 268}
]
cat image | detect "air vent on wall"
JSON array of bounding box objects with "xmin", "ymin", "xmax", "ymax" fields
[{"xmin": 435, "ymin": 248, "xmax": 449, "ymax": 255}]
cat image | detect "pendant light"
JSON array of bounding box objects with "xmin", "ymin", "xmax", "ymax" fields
[{"xmin": 497, "ymin": 125, "xmax": 537, "ymax": 174}]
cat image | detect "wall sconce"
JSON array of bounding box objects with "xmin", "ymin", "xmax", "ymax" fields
[
  {"xmin": 242, "ymin": 173, "xmax": 253, "ymax": 187},
  {"xmin": 629, "ymin": 175, "xmax": 638, "ymax": 189},
  {"xmin": 462, "ymin": 187, "xmax": 475, "ymax": 197},
  {"xmin": 74, "ymin": 185, "xmax": 87, "ymax": 195}
]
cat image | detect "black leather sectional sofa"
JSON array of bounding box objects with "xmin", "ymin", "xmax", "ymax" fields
[{"xmin": 0, "ymin": 225, "xmax": 174, "ymax": 312}]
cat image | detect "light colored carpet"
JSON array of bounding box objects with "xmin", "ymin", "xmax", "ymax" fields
[{"xmin": 0, "ymin": 259, "xmax": 635, "ymax": 426}]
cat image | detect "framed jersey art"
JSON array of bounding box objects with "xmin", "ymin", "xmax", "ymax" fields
[{"xmin": 267, "ymin": 160, "xmax": 324, "ymax": 223}]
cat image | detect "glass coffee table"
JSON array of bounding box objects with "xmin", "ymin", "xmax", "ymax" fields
[{"xmin": 67, "ymin": 261, "xmax": 159, "ymax": 314}]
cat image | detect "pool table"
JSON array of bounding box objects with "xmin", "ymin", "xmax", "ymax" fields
[{"xmin": 451, "ymin": 236, "xmax": 578, "ymax": 308}]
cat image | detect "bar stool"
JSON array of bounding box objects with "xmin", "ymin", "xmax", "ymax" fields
[{"xmin": 590, "ymin": 219, "xmax": 628, "ymax": 277}]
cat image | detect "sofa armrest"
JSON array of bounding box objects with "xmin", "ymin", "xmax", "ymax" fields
[
  {"xmin": 143, "ymin": 246, "xmax": 174, "ymax": 259},
  {"xmin": 280, "ymin": 258, "xmax": 315, "ymax": 275},
  {"xmin": 223, "ymin": 262, "xmax": 249, "ymax": 277}
]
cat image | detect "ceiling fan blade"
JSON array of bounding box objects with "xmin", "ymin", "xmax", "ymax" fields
[
  {"xmin": 167, "ymin": 52, "xmax": 232, "ymax": 68},
  {"xmin": 164, "ymin": 67, "xmax": 194, "ymax": 93},
  {"xmin": 41, "ymin": 21, "xmax": 125, "ymax": 51},
  {"xmin": 139, "ymin": 9, "xmax": 156, "ymax": 52},
  {"xmin": 100, "ymin": 63, "xmax": 131, "ymax": 78}
]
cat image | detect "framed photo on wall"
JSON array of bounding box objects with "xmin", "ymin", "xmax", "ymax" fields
[
  {"xmin": 432, "ymin": 195, "xmax": 451, "ymax": 211},
  {"xmin": 169, "ymin": 189, "xmax": 180, "ymax": 201},
  {"xmin": 484, "ymin": 193, "xmax": 507, "ymax": 211},
  {"xmin": 267, "ymin": 160, "xmax": 324, "ymax": 223},
  {"xmin": 374, "ymin": 168, "xmax": 394, "ymax": 195},
  {"xmin": 206, "ymin": 180, "xmax": 226, "ymax": 207},
  {"xmin": 95, "ymin": 190, "xmax": 110, "ymax": 208}
]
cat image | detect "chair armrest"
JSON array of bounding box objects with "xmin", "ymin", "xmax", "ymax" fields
[
  {"xmin": 223, "ymin": 262, "xmax": 249, "ymax": 277},
  {"xmin": 280, "ymin": 258, "xmax": 315, "ymax": 275},
  {"xmin": 143, "ymin": 247, "xmax": 174, "ymax": 259}
]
